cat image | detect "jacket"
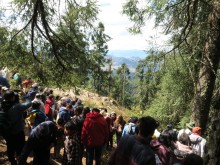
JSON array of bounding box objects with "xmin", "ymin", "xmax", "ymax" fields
[
  {"xmin": 108, "ymin": 135, "xmax": 156, "ymax": 165},
  {"xmin": 81, "ymin": 112, "xmax": 108, "ymax": 148}
]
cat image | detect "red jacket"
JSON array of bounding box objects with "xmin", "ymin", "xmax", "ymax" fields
[{"xmin": 81, "ymin": 112, "xmax": 109, "ymax": 148}]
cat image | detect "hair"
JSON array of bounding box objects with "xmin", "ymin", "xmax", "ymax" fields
[
  {"xmin": 64, "ymin": 119, "xmax": 81, "ymax": 133},
  {"xmin": 48, "ymin": 94, "xmax": 54, "ymax": 99},
  {"xmin": 82, "ymin": 107, "xmax": 90, "ymax": 118},
  {"xmin": 182, "ymin": 153, "xmax": 203, "ymax": 165},
  {"xmin": 92, "ymin": 108, "xmax": 100, "ymax": 113},
  {"xmin": 178, "ymin": 132, "xmax": 191, "ymax": 146},
  {"xmin": 3, "ymin": 90, "xmax": 15, "ymax": 101},
  {"xmin": 75, "ymin": 106, "xmax": 83, "ymax": 114},
  {"xmin": 158, "ymin": 132, "xmax": 173, "ymax": 147},
  {"xmin": 128, "ymin": 116, "xmax": 138, "ymax": 124},
  {"xmin": 57, "ymin": 118, "xmax": 64, "ymax": 126},
  {"xmin": 32, "ymin": 100, "xmax": 41, "ymax": 109},
  {"xmin": 115, "ymin": 115, "xmax": 124, "ymax": 125},
  {"xmin": 137, "ymin": 116, "xmax": 159, "ymax": 138},
  {"xmin": 64, "ymin": 121, "xmax": 77, "ymax": 131}
]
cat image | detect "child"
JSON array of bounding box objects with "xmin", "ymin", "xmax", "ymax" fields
[
  {"xmin": 54, "ymin": 118, "xmax": 65, "ymax": 159},
  {"xmin": 62, "ymin": 120, "xmax": 82, "ymax": 165}
]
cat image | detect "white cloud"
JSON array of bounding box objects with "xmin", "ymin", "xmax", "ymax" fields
[{"xmin": 97, "ymin": 0, "xmax": 169, "ymax": 51}]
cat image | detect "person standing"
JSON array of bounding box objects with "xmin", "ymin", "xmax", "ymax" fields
[
  {"xmin": 44, "ymin": 94, "xmax": 55, "ymax": 121},
  {"xmin": 81, "ymin": 108, "xmax": 109, "ymax": 165},
  {"xmin": 62, "ymin": 120, "xmax": 82, "ymax": 165},
  {"xmin": 108, "ymin": 116, "xmax": 159, "ymax": 165},
  {"xmin": 2, "ymin": 90, "xmax": 32, "ymax": 165},
  {"xmin": 18, "ymin": 121, "xmax": 57, "ymax": 165}
]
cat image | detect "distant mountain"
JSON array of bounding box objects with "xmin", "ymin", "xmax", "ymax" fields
[
  {"xmin": 103, "ymin": 49, "xmax": 148, "ymax": 72},
  {"xmin": 107, "ymin": 49, "xmax": 147, "ymax": 59}
]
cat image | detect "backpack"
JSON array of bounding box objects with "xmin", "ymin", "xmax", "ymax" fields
[{"xmin": 0, "ymin": 101, "xmax": 13, "ymax": 137}]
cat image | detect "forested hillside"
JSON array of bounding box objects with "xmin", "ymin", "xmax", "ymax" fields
[{"xmin": 0, "ymin": 0, "xmax": 220, "ymax": 164}]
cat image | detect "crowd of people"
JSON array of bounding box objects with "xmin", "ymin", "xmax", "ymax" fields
[{"xmin": 0, "ymin": 76, "xmax": 206, "ymax": 165}]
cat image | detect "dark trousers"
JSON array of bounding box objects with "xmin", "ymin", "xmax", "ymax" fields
[
  {"xmin": 4, "ymin": 131, "xmax": 25, "ymax": 165},
  {"xmin": 86, "ymin": 146, "xmax": 103, "ymax": 165}
]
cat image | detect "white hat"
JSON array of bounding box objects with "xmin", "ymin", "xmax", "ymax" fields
[{"xmin": 32, "ymin": 83, "xmax": 38, "ymax": 88}]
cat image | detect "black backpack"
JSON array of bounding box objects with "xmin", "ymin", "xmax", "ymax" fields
[{"xmin": 0, "ymin": 100, "xmax": 13, "ymax": 137}]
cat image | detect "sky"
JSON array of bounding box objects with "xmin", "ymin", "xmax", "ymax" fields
[
  {"xmin": 97, "ymin": 1, "xmax": 169, "ymax": 58},
  {"xmin": 0, "ymin": 0, "xmax": 169, "ymax": 58}
]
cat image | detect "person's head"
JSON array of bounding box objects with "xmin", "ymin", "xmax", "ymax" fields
[
  {"xmin": 48, "ymin": 94, "xmax": 54, "ymax": 100},
  {"xmin": 61, "ymin": 101, "xmax": 67, "ymax": 107},
  {"xmin": 3, "ymin": 90, "xmax": 15, "ymax": 102},
  {"xmin": 128, "ymin": 116, "xmax": 138, "ymax": 124},
  {"xmin": 178, "ymin": 132, "xmax": 191, "ymax": 146},
  {"xmin": 110, "ymin": 112, "xmax": 116, "ymax": 120},
  {"xmin": 64, "ymin": 120, "xmax": 78, "ymax": 137},
  {"xmin": 83, "ymin": 107, "xmax": 90, "ymax": 118},
  {"xmin": 32, "ymin": 100, "xmax": 41, "ymax": 109},
  {"xmin": 182, "ymin": 153, "xmax": 203, "ymax": 165},
  {"xmin": 192, "ymin": 127, "xmax": 202, "ymax": 136},
  {"xmin": 117, "ymin": 115, "xmax": 123, "ymax": 122},
  {"xmin": 100, "ymin": 109, "xmax": 107, "ymax": 117},
  {"xmin": 57, "ymin": 118, "xmax": 64, "ymax": 127},
  {"xmin": 35, "ymin": 93, "xmax": 41, "ymax": 99},
  {"xmin": 92, "ymin": 108, "xmax": 100, "ymax": 113},
  {"xmin": 74, "ymin": 106, "xmax": 83, "ymax": 116},
  {"xmin": 137, "ymin": 116, "xmax": 159, "ymax": 139},
  {"xmin": 158, "ymin": 132, "xmax": 173, "ymax": 147}
]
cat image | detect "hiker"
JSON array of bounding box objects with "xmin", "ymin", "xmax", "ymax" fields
[
  {"xmin": 107, "ymin": 112, "xmax": 117, "ymax": 148},
  {"xmin": 54, "ymin": 118, "xmax": 65, "ymax": 159},
  {"xmin": 32, "ymin": 93, "xmax": 45, "ymax": 113},
  {"xmin": 114, "ymin": 115, "xmax": 126, "ymax": 145},
  {"xmin": 177, "ymin": 122, "xmax": 195, "ymax": 140},
  {"xmin": 26, "ymin": 100, "xmax": 48, "ymax": 129},
  {"xmin": 189, "ymin": 127, "xmax": 206, "ymax": 158},
  {"xmin": 108, "ymin": 116, "xmax": 159, "ymax": 165},
  {"xmin": 81, "ymin": 108, "xmax": 109, "ymax": 165},
  {"xmin": 25, "ymin": 83, "xmax": 39, "ymax": 102},
  {"xmin": 122, "ymin": 116, "xmax": 138, "ymax": 136},
  {"xmin": 2, "ymin": 90, "xmax": 32, "ymax": 165},
  {"xmin": 22, "ymin": 78, "xmax": 32, "ymax": 93},
  {"xmin": 62, "ymin": 120, "xmax": 82, "ymax": 165},
  {"xmin": 44, "ymin": 94, "xmax": 55, "ymax": 121},
  {"xmin": 58, "ymin": 101, "xmax": 71, "ymax": 124},
  {"xmin": 18, "ymin": 121, "xmax": 57, "ymax": 165}
]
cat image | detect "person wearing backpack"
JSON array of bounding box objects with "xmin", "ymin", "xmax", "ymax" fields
[
  {"xmin": 2, "ymin": 90, "xmax": 32, "ymax": 165},
  {"xmin": 26, "ymin": 100, "xmax": 48, "ymax": 129},
  {"xmin": 122, "ymin": 116, "xmax": 138, "ymax": 136},
  {"xmin": 108, "ymin": 116, "xmax": 159, "ymax": 165}
]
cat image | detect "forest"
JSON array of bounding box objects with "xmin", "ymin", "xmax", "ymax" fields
[{"xmin": 0, "ymin": 0, "xmax": 220, "ymax": 164}]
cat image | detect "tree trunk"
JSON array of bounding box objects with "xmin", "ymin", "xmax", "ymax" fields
[{"xmin": 193, "ymin": 2, "xmax": 220, "ymax": 134}]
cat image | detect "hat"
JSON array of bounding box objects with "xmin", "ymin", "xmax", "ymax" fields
[
  {"xmin": 192, "ymin": 127, "xmax": 201, "ymax": 134},
  {"xmin": 2, "ymin": 86, "xmax": 8, "ymax": 91},
  {"xmin": 65, "ymin": 98, "xmax": 71, "ymax": 104},
  {"xmin": 32, "ymin": 83, "xmax": 38, "ymax": 88},
  {"xmin": 186, "ymin": 122, "xmax": 195, "ymax": 129}
]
